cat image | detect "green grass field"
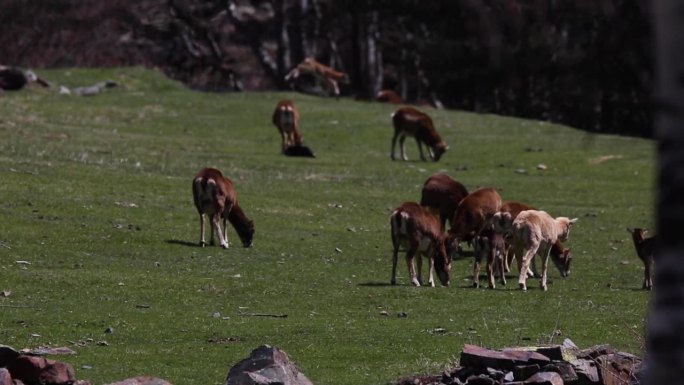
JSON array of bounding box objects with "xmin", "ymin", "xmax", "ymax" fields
[{"xmin": 0, "ymin": 67, "xmax": 655, "ymax": 385}]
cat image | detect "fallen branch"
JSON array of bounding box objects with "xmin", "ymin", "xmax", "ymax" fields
[{"xmin": 240, "ymin": 312, "xmax": 288, "ymax": 318}]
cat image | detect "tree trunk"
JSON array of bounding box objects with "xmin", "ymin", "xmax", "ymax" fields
[
  {"xmin": 299, "ymin": 0, "xmax": 311, "ymax": 58},
  {"xmin": 366, "ymin": 10, "xmax": 380, "ymax": 98},
  {"xmin": 276, "ymin": 0, "xmax": 293, "ymax": 84},
  {"xmin": 645, "ymin": 2, "xmax": 684, "ymax": 384}
]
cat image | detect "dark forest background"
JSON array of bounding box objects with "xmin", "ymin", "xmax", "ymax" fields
[{"xmin": 0, "ymin": 0, "xmax": 653, "ymax": 137}]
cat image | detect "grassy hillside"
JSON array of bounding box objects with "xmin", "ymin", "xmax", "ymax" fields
[{"xmin": 0, "ymin": 68, "xmax": 655, "ymax": 385}]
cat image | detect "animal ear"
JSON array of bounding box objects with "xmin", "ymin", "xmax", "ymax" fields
[{"xmin": 569, "ymin": 218, "xmax": 578, "ymax": 225}]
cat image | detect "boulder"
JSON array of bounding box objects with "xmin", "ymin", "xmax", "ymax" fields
[
  {"xmin": 460, "ymin": 345, "xmax": 550, "ymax": 371},
  {"xmin": 0, "ymin": 368, "xmax": 12, "ymax": 385},
  {"xmin": 595, "ymin": 353, "xmax": 642, "ymax": 385},
  {"xmin": 7, "ymin": 355, "xmax": 75, "ymax": 385},
  {"xmin": 225, "ymin": 345, "xmax": 313, "ymax": 385},
  {"xmin": 542, "ymin": 361, "xmax": 578, "ymax": 384},
  {"xmin": 463, "ymin": 375, "xmax": 495, "ymax": 385},
  {"xmin": 577, "ymin": 344, "xmax": 613, "ymax": 360},
  {"xmin": 513, "ymin": 364, "xmax": 540, "ymax": 381},
  {"xmin": 534, "ymin": 346, "xmax": 564, "ymax": 361},
  {"xmin": 524, "ymin": 371, "xmax": 563, "ymax": 385},
  {"xmin": 0, "ymin": 345, "xmax": 19, "ymax": 367},
  {"xmin": 571, "ymin": 359, "xmax": 601, "ymax": 384}
]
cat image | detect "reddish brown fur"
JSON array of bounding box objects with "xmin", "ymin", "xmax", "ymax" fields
[
  {"xmin": 446, "ymin": 188, "xmax": 502, "ymax": 254},
  {"xmin": 627, "ymin": 228, "xmax": 656, "ymax": 290},
  {"xmin": 390, "ymin": 202, "xmax": 451, "ymax": 287},
  {"xmin": 192, "ymin": 168, "xmax": 254, "ymax": 249},
  {"xmin": 272, "ymin": 100, "xmax": 303, "ymax": 152},
  {"xmin": 376, "ymin": 89, "xmax": 403, "ymax": 104},
  {"xmin": 284, "ymin": 57, "xmax": 349, "ymax": 97},
  {"xmin": 419, "ymin": 172, "xmax": 469, "ymax": 230},
  {"xmin": 391, "ymin": 107, "xmax": 448, "ymax": 162}
]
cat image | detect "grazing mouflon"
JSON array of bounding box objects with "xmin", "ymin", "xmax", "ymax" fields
[
  {"xmin": 391, "ymin": 107, "xmax": 448, "ymax": 162},
  {"xmin": 627, "ymin": 228, "xmax": 656, "ymax": 290},
  {"xmin": 390, "ymin": 202, "xmax": 451, "ymax": 287},
  {"xmin": 192, "ymin": 168, "xmax": 254, "ymax": 249},
  {"xmin": 511, "ymin": 210, "xmax": 577, "ymax": 291}
]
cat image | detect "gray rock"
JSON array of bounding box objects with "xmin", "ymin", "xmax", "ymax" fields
[
  {"xmin": 571, "ymin": 359, "xmax": 601, "ymax": 384},
  {"xmin": 225, "ymin": 345, "xmax": 313, "ymax": 385},
  {"xmin": 0, "ymin": 368, "xmax": 11, "ymax": 385},
  {"xmin": 461, "ymin": 344, "xmax": 550, "ymax": 371},
  {"xmin": 0, "ymin": 345, "xmax": 19, "ymax": 367},
  {"xmin": 524, "ymin": 371, "xmax": 563, "ymax": 385}
]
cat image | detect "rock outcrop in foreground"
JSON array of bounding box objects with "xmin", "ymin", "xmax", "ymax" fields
[{"xmin": 0, "ymin": 341, "xmax": 641, "ymax": 385}]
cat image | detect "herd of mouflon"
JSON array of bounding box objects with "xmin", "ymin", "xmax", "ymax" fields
[{"xmin": 193, "ymin": 94, "xmax": 655, "ymax": 292}]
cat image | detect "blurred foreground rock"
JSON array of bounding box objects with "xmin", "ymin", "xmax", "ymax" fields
[
  {"xmin": 0, "ymin": 344, "xmax": 172, "ymax": 385},
  {"xmin": 0, "ymin": 341, "xmax": 640, "ymax": 385},
  {"xmin": 393, "ymin": 340, "xmax": 642, "ymax": 385}
]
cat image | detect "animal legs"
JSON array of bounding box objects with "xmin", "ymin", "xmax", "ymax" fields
[
  {"xmin": 391, "ymin": 242, "xmax": 399, "ymax": 285},
  {"xmin": 644, "ymin": 257, "xmax": 654, "ymax": 290},
  {"xmin": 223, "ymin": 217, "xmax": 230, "ymax": 248},
  {"xmin": 416, "ymin": 252, "xmax": 424, "ymax": 286},
  {"xmin": 391, "ymin": 133, "xmax": 399, "ymax": 160},
  {"xmin": 539, "ymin": 245, "xmax": 552, "ymax": 291},
  {"xmin": 427, "ymin": 254, "xmax": 436, "ymax": 287},
  {"xmin": 518, "ymin": 242, "xmax": 539, "ymax": 291},
  {"xmin": 473, "ymin": 253, "xmax": 482, "ymax": 288},
  {"xmin": 210, "ymin": 213, "xmax": 229, "ymax": 248},
  {"xmin": 415, "ymin": 139, "xmax": 427, "ymax": 161},
  {"xmin": 487, "ymin": 248, "xmax": 497, "ymax": 289},
  {"xmin": 497, "ymin": 250, "xmax": 507, "ymax": 286},
  {"xmin": 399, "ymin": 135, "xmax": 408, "ymax": 161},
  {"xmin": 405, "ymin": 247, "xmax": 420, "ymax": 286},
  {"xmin": 198, "ymin": 214, "xmax": 207, "ymax": 247}
]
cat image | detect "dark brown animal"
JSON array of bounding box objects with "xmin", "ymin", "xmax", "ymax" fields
[
  {"xmin": 446, "ymin": 188, "xmax": 502, "ymax": 255},
  {"xmin": 192, "ymin": 168, "xmax": 254, "ymax": 249},
  {"xmin": 420, "ymin": 172, "xmax": 469, "ymax": 230},
  {"xmin": 627, "ymin": 228, "xmax": 656, "ymax": 290},
  {"xmin": 0, "ymin": 66, "xmax": 50, "ymax": 91},
  {"xmin": 376, "ymin": 89, "xmax": 403, "ymax": 104},
  {"xmin": 391, "ymin": 107, "xmax": 448, "ymax": 162},
  {"xmin": 390, "ymin": 202, "xmax": 451, "ymax": 287},
  {"xmin": 496, "ymin": 201, "xmax": 533, "ymax": 272},
  {"xmin": 472, "ymin": 224, "xmax": 506, "ymax": 289},
  {"xmin": 272, "ymin": 100, "xmax": 303, "ymax": 152}
]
